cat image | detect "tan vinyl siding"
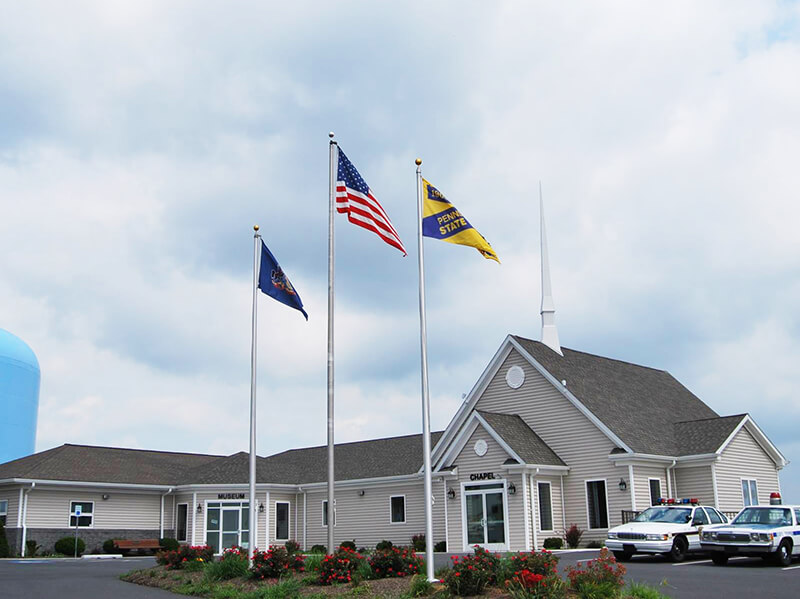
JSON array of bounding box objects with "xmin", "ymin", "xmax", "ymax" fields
[
  {"xmin": 673, "ymin": 466, "xmax": 714, "ymax": 505},
  {"xmin": 715, "ymin": 427, "xmax": 781, "ymax": 512},
  {"xmin": 634, "ymin": 466, "xmax": 667, "ymax": 509},
  {"xmin": 0, "ymin": 487, "xmax": 20, "ymax": 527},
  {"xmin": 531, "ymin": 475, "xmax": 564, "ymax": 549},
  {"xmin": 471, "ymin": 350, "xmax": 629, "ymax": 544},
  {"xmin": 268, "ymin": 492, "xmax": 295, "ymax": 545},
  {"xmin": 24, "ymin": 489, "xmax": 162, "ymax": 529}
]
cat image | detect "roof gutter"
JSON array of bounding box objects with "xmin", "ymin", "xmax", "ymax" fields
[{"xmin": 3, "ymin": 478, "xmax": 174, "ymax": 492}]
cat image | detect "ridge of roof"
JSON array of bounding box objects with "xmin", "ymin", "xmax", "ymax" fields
[
  {"xmin": 674, "ymin": 414, "xmax": 747, "ymax": 425},
  {"xmin": 60, "ymin": 443, "xmax": 226, "ymax": 459},
  {"xmin": 271, "ymin": 431, "xmax": 445, "ymax": 457}
]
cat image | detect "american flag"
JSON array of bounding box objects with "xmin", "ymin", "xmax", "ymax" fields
[{"xmin": 335, "ymin": 148, "xmax": 407, "ymax": 256}]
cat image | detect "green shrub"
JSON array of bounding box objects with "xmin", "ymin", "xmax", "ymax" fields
[
  {"xmin": 409, "ymin": 574, "xmax": 434, "ymax": 597},
  {"xmin": 205, "ymin": 546, "xmax": 249, "ymax": 581},
  {"xmin": 339, "ymin": 540, "xmax": 356, "ymax": 551},
  {"xmin": 411, "ymin": 533, "xmax": 426, "ymax": 552},
  {"xmin": 303, "ymin": 553, "xmax": 324, "ymax": 572},
  {"xmin": 159, "ymin": 537, "xmax": 180, "ymax": 551},
  {"xmin": 565, "ymin": 525, "xmax": 583, "ymax": 549},
  {"xmin": 318, "ymin": 547, "xmax": 366, "ymax": 585},
  {"xmin": 433, "ymin": 540, "xmax": 446, "ymax": 552},
  {"xmin": 565, "ymin": 548, "xmax": 625, "ymax": 598},
  {"xmin": 543, "ymin": 538, "xmax": 563, "ymax": 550},
  {"xmin": 375, "ymin": 540, "xmax": 393, "ymax": 551},
  {"xmin": 184, "ymin": 559, "xmax": 206, "ymax": 572},
  {"xmin": 251, "ymin": 545, "xmax": 305, "ymax": 579},
  {"xmin": 442, "ymin": 553, "xmax": 493, "ymax": 596},
  {"xmin": 260, "ymin": 578, "xmax": 303, "ymax": 599},
  {"xmin": 285, "ymin": 539, "xmax": 301, "ymax": 555},
  {"xmin": 624, "ymin": 581, "xmax": 670, "ymax": 599},
  {"xmin": 55, "ymin": 536, "xmax": 85, "ymax": 556},
  {"xmin": 508, "ymin": 550, "xmax": 559, "ymax": 577},
  {"xmin": 368, "ymin": 546, "xmax": 423, "ymax": 579},
  {"xmin": 25, "ymin": 540, "xmax": 40, "ymax": 557},
  {"xmin": 0, "ymin": 522, "xmax": 10, "ymax": 558},
  {"xmin": 503, "ymin": 551, "xmax": 565, "ymax": 599},
  {"xmin": 103, "ymin": 539, "xmax": 119, "ymax": 554},
  {"xmin": 155, "ymin": 544, "xmax": 214, "ymax": 569},
  {"xmin": 310, "ymin": 544, "xmax": 327, "ymax": 554}
]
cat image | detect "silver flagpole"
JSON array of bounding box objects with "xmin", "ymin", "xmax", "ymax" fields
[
  {"xmin": 415, "ymin": 159, "xmax": 436, "ymax": 582},
  {"xmin": 249, "ymin": 224, "xmax": 260, "ymax": 564},
  {"xmin": 327, "ymin": 133, "xmax": 337, "ymax": 553}
]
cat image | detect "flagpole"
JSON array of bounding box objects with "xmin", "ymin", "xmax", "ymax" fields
[
  {"xmin": 415, "ymin": 159, "xmax": 436, "ymax": 582},
  {"xmin": 249, "ymin": 224, "xmax": 260, "ymax": 563},
  {"xmin": 327, "ymin": 132, "xmax": 337, "ymax": 553}
]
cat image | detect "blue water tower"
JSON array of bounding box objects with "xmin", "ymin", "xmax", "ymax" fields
[{"xmin": 0, "ymin": 329, "xmax": 41, "ymax": 464}]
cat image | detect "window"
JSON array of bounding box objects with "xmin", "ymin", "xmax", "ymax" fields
[
  {"xmin": 648, "ymin": 479, "xmax": 662, "ymax": 506},
  {"xmin": 69, "ymin": 501, "xmax": 93, "ymax": 527},
  {"xmin": 176, "ymin": 504, "xmax": 188, "ymax": 542},
  {"xmin": 390, "ymin": 496, "xmax": 406, "ymax": 524},
  {"xmin": 205, "ymin": 502, "xmax": 250, "ymax": 554},
  {"xmin": 537, "ymin": 482, "xmax": 553, "ymax": 531},
  {"xmin": 276, "ymin": 502, "xmax": 290, "ymax": 541},
  {"xmin": 693, "ymin": 508, "xmax": 708, "ymax": 525},
  {"xmin": 706, "ymin": 507, "xmax": 723, "ymax": 524},
  {"xmin": 322, "ymin": 500, "xmax": 336, "ymax": 526},
  {"xmin": 742, "ymin": 479, "xmax": 759, "ymax": 507},
  {"xmin": 586, "ymin": 481, "xmax": 608, "ymax": 529},
  {"xmin": 0, "ymin": 499, "xmax": 7, "ymax": 525},
  {"xmin": 794, "ymin": 509, "xmax": 800, "ymax": 525}
]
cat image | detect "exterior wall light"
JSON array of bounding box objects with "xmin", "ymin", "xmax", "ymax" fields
[
  {"xmin": 447, "ymin": 488, "xmax": 456, "ymax": 499},
  {"xmin": 507, "ymin": 482, "xmax": 516, "ymax": 495},
  {"xmin": 619, "ymin": 478, "xmax": 627, "ymax": 492},
  {"xmin": 358, "ymin": 490, "xmax": 365, "ymax": 496},
  {"xmin": 259, "ymin": 502, "xmax": 265, "ymax": 513},
  {"xmin": 197, "ymin": 503, "xmax": 203, "ymax": 514},
  {"xmin": 101, "ymin": 494, "xmax": 110, "ymax": 500}
]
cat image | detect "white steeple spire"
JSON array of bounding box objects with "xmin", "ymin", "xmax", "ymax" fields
[{"xmin": 540, "ymin": 183, "xmax": 563, "ymax": 356}]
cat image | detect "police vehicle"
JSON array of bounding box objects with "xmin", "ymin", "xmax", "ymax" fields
[
  {"xmin": 700, "ymin": 497, "xmax": 800, "ymax": 566},
  {"xmin": 605, "ymin": 498, "xmax": 729, "ymax": 562}
]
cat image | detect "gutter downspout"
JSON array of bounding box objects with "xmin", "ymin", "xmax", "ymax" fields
[
  {"xmin": 160, "ymin": 487, "xmax": 174, "ymax": 538},
  {"xmin": 628, "ymin": 464, "xmax": 636, "ymax": 512},
  {"xmin": 666, "ymin": 460, "xmax": 676, "ymax": 498},
  {"xmin": 303, "ymin": 490, "xmax": 307, "ymax": 551},
  {"xmin": 560, "ymin": 475, "xmax": 566, "ymax": 537},
  {"xmin": 530, "ymin": 468, "xmax": 540, "ymax": 551},
  {"xmin": 711, "ymin": 463, "xmax": 720, "ymax": 509},
  {"xmin": 21, "ymin": 482, "xmax": 35, "ymax": 556},
  {"xmin": 191, "ymin": 491, "xmax": 197, "ymax": 546},
  {"xmin": 443, "ymin": 479, "xmax": 449, "ymax": 553}
]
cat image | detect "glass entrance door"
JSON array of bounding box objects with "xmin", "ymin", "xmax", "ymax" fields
[
  {"xmin": 221, "ymin": 507, "xmax": 240, "ymax": 550},
  {"xmin": 463, "ymin": 483, "xmax": 507, "ymax": 550},
  {"xmin": 206, "ymin": 501, "xmax": 250, "ymax": 554}
]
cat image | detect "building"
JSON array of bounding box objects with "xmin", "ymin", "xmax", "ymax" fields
[{"xmin": 0, "ymin": 334, "xmax": 786, "ymax": 556}]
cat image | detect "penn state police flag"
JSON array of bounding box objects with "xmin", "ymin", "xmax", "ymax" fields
[
  {"xmin": 421, "ymin": 179, "xmax": 500, "ymax": 262},
  {"xmin": 258, "ymin": 240, "xmax": 308, "ymax": 320}
]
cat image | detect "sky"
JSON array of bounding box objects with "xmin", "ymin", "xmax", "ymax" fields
[{"xmin": 1, "ymin": 1, "xmax": 799, "ymax": 501}]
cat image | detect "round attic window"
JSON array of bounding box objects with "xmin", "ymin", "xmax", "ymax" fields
[
  {"xmin": 474, "ymin": 439, "xmax": 488, "ymax": 457},
  {"xmin": 505, "ymin": 365, "xmax": 525, "ymax": 389}
]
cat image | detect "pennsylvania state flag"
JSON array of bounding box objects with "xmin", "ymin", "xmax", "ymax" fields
[
  {"xmin": 421, "ymin": 179, "xmax": 499, "ymax": 262},
  {"xmin": 258, "ymin": 240, "xmax": 308, "ymax": 320}
]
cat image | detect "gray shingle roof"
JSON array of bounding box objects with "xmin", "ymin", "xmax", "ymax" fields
[
  {"xmin": 477, "ymin": 411, "xmax": 566, "ymax": 466},
  {"xmin": 0, "ymin": 444, "xmax": 222, "ymax": 485},
  {"xmin": 512, "ymin": 336, "xmax": 721, "ymax": 455},
  {"xmin": 674, "ymin": 414, "xmax": 746, "ymax": 455}
]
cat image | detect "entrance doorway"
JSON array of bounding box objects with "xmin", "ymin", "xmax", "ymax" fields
[
  {"xmin": 462, "ymin": 482, "xmax": 508, "ymax": 550},
  {"xmin": 205, "ymin": 502, "xmax": 250, "ymax": 554}
]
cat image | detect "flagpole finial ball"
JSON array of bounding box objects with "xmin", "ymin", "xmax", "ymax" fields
[
  {"xmin": 253, "ymin": 225, "xmax": 259, "ymax": 231},
  {"xmin": 329, "ymin": 132, "xmax": 335, "ymax": 139},
  {"xmin": 415, "ymin": 158, "xmax": 422, "ymax": 165}
]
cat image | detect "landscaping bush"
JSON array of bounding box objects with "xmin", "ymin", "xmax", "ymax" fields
[
  {"xmin": 434, "ymin": 540, "xmax": 447, "ymax": 552},
  {"xmin": 504, "ymin": 550, "xmax": 565, "ymax": 599},
  {"xmin": 318, "ymin": 547, "xmax": 366, "ymax": 585},
  {"xmin": 565, "ymin": 548, "xmax": 625, "ymax": 599},
  {"xmin": 409, "ymin": 574, "xmax": 434, "ymax": 597},
  {"xmin": 375, "ymin": 539, "xmax": 393, "ymax": 551},
  {"xmin": 285, "ymin": 539, "xmax": 301, "ymax": 555},
  {"xmin": 54, "ymin": 536, "xmax": 85, "ymax": 557},
  {"xmin": 310, "ymin": 544, "xmax": 327, "ymax": 554},
  {"xmin": 155, "ymin": 544, "xmax": 214, "ymax": 569},
  {"xmin": 543, "ymin": 538, "xmax": 563, "ymax": 550},
  {"xmin": 565, "ymin": 524, "xmax": 583, "ymax": 549},
  {"xmin": 103, "ymin": 539, "xmax": 119, "ymax": 554},
  {"xmin": 586, "ymin": 541, "xmax": 603, "ymax": 549},
  {"xmin": 339, "ymin": 540, "xmax": 356, "ymax": 551},
  {"xmin": 25, "ymin": 540, "xmax": 40, "ymax": 557},
  {"xmin": 368, "ymin": 546, "xmax": 423, "ymax": 579},
  {"xmin": 159, "ymin": 537, "xmax": 180, "ymax": 551},
  {"xmin": 411, "ymin": 533, "xmax": 426, "ymax": 552},
  {"xmin": 251, "ymin": 545, "xmax": 306, "ymax": 579},
  {"xmin": 205, "ymin": 546, "xmax": 249, "ymax": 581},
  {"xmin": 0, "ymin": 522, "xmax": 9, "ymax": 558},
  {"xmin": 442, "ymin": 546, "xmax": 501, "ymax": 596},
  {"xmin": 508, "ymin": 550, "xmax": 559, "ymax": 577}
]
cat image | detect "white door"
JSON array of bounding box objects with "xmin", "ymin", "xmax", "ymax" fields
[{"xmin": 463, "ymin": 482, "xmax": 508, "ymax": 551}]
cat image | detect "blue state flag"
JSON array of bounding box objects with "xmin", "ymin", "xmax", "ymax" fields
[{"xmin": 258, "ymin": 240, "xmax": 308, "ymax": 320}]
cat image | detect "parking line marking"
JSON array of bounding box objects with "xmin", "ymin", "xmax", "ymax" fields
[
  {"xmin": 672, "ymin": 557, "xmax": 748, "ymax": 566},
  {"xmin": 781, "ymin": 565, "xmax": 800, "ymax": 570}
]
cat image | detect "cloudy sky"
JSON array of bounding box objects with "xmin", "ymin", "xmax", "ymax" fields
[{"xmin": 2, "ymin": 1, "xmax": 799, "ymax": 500}]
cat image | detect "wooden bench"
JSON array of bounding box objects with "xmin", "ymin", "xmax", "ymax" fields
[{"xmin": 114, "ymin": 539, "xmax": 162, "ymax": 554}]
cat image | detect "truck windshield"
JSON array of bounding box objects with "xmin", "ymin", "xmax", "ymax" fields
[
  {"xmin": 633, "ymin": 507, "xmax": 692, "ymax": 523},
  {"xmin": 732, "ymin": 508, "xmax": 792, "ymax": 527}
]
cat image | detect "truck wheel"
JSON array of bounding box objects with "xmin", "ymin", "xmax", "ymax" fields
[
  {"xmin": 711, "ymin": 554, "xmax": 728, "ymax": 566},
  {"xmin": 773, "ymin": 540, "xmax": 792, "ymax": 567},
  {"xmin": 613, "ymin": 550, "xmax": 633, "ymax": 562},
  {"xmin": 668, "ymin": 537, "xmax": 688, "ymax": 562}
]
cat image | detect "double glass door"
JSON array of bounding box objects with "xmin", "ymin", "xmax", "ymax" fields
[
  {"xmin": 206, "ymin": 502, "xmax": 249, "ymax": 554},
  {"xmin": 465, "ymin": 483, "xmax": 506, "ymax": 550}
]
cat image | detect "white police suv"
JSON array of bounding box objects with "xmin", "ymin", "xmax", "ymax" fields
[
  {"xmin": 605, "ymin": 499, "xmax": 729, "ymax": 562},
  {"xmin": 700, "ymin": 503, "xmax": 800, "ymax": 566}
]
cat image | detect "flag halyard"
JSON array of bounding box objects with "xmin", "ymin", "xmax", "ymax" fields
[{"xmin": 335, "ymin": 148, "xmax": 407, "ymax": 255}]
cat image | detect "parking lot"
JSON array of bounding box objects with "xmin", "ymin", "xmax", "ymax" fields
[{"xmin": 0, "ymin": 551, "xmax": 798, "ymax": 599}]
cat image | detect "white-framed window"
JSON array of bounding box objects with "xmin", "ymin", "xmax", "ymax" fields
[
  {"xmin": 537, "ymin": 482, "xmax": 553, "ymax": 532},
  {"xmin": 276, "ymin": 502, "xmax": 290, "ymax": 541},
  {"xmin": 742, "ymin": 479, "xmax": 759, "ymax": 507},
  {"xmin": 0, "ymin": 499, "xmax": 7, "ymax": 526},
  {"xmin": 69, "ymin": 501, "xmax": 94, "ymax": 527},
  {"xmin": 176, "ymin": 503, "xmax": 188, "ymax": 542},
  {"xmin": 648, "ymin": 478, "xmax": 662, "ymax": 506},
  {"xmin": 390, "ymin": 495, "xmax": 406, "ymax": 524},
  {"xmin": 585, "ymin": 480, "xmax": 609, "ymax": 529},
  {"xmin": 322, "ymin": 500, "xmax": 336, "ymax": 526}
]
